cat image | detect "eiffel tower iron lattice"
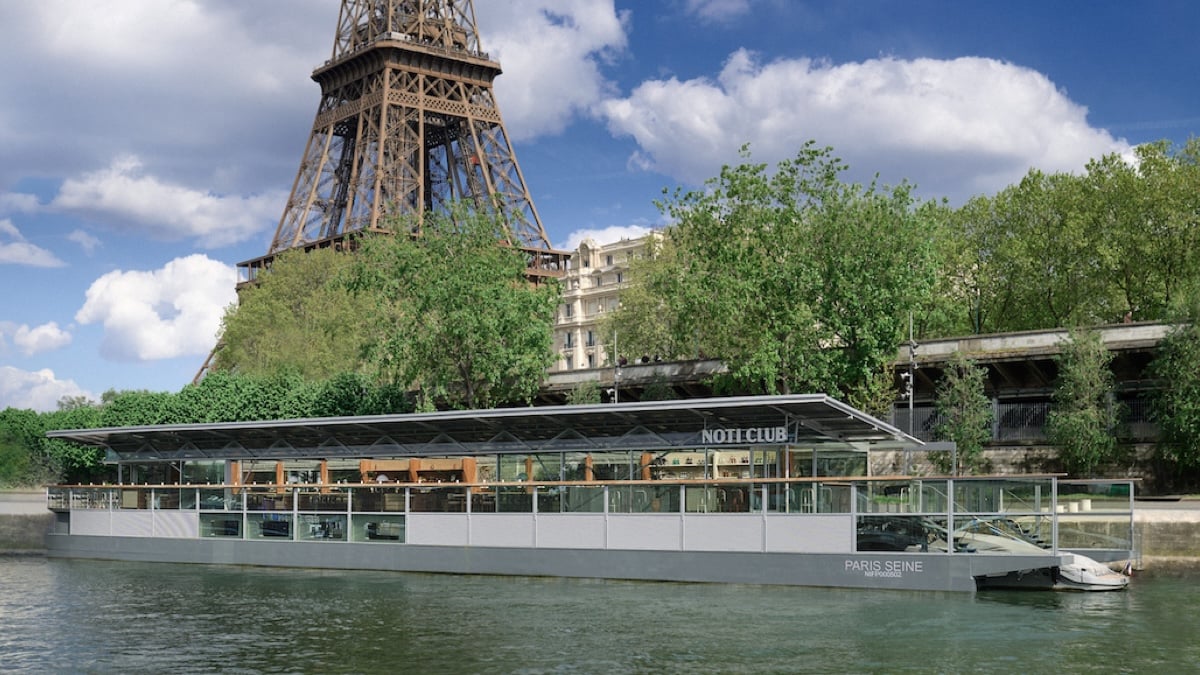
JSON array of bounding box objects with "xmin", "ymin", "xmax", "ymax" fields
[
  {"xmin": 198, "ymin": 0, "xmax": 568, "ymax": 382},
  {"xmin": 237, "ymin": 0, "xmax": 565, "ymax": 279}
]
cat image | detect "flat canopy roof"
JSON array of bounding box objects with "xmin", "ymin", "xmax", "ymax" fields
[{"xmin": 46, "ymin": 395, "xmax": 921, "ymax": 464}]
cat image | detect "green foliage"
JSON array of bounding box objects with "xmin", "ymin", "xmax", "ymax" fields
[
  {"xmin": 40, "ymin": 404, "xmax": 105, "ymax": 483},
  {"xmin": 214, "ymin": 247, "xmax": 374, "ymax": 379},
  {"xmin": 934, "ymin": 352, "xmax": 992, "ymax": 475},
  {"xmin": 0, "ymin": 425, "xmax": 33, "ymax": 485},
  {"xmin": 1046, "ymin": 329, "xmax": 1123, "ymax": 477},
  {"xmin": 614, "ymin": 143, "xmax": 943, "ymax": 404},
  {"xmin": 639, "ymin": 375, "xmax": 680, "ymax": 402},
  {"xmin": 566, "ymin": 380, "xmax": 601, "ymax": 405},
  {"xmin": 99, "ymin": 390, "xmax": 181, "ymax": 427},
  {"xmin": 955, "ymin": 139, "xmax": 1200, "ymax": 332},
  {"xmin": 349, "ymin": 203, "xmax": 560, "ymax": 409},
  {"xmin": 1150, "ymin": 316, "xmax": 1200, "ymax": 479},
  {"xmin": 0, "ymin": 407, "xmax": 62, "ymax": 485}
]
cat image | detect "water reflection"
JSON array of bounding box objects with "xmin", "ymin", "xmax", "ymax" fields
[{"xmin": 0, "ymin": 558, "xmax": 1197, "ymax": 673}]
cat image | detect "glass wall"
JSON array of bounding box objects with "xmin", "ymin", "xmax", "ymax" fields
[
  {"xmin": 183, "ymin": 460, "xmax": 224, "ymax": 485},
  {"xmin": 248, "ymin": 513, "xmax": 293, "ymax": 540},
  {"xmin": 200, "ymin": 513, "xmax": 242, "ymax": 538},
  {"xmin": 351, "ymin": 515, "xmax": 405, "ymax": 542}
]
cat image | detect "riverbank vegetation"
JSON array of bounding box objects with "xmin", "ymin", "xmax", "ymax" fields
[{"xmin": 4, "ymin": 139, "xmax": 1200, "ymax": 489}]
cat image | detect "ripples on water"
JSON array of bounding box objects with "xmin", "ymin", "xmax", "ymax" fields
[{"xmin": 0, "ymin": 557, "xmax": 1197, "ymax": 673}]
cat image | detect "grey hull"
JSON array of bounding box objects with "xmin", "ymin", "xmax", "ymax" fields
[{"xmin": 46, "ymin": 533, "xmax": 1069, "ymax": 593}]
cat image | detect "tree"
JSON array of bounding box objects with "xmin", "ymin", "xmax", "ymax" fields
[
  {"xmin": 1149, "ymin": 309, "xmax": 1200, "ymax": 484},
  {"xmin": 349, "ymin": 203, "xmax": 561, "ymax": 409},
  {"xmin": 933, "ymin": 352, "xmax": 992, "ymax": 475},
  {"xmin": 951, "ymin": 139, "xmax": 1200, "ymax": 334},
  {"xmin": 1084, "ymin": 140, "xmax": 1200, "ymax": 321},
  {"xmin": 214, "ymin": 247, "xmax": 375, "ymax": 379},
  {"xmin": 1046, "ymin": 329, "xmax": 1122, "ymax": 477},
  {"xmin": 40, "ymin": 404, "xmax": 105, "ymax": 483},
  {"xmin": 565, "ymin": 381, "xmax": 601, "ymax": 405},
  {"xmin": 960, "ymin": 170, "xmax": 1112, "ymax": 332},
  {"xmin": 612, "ymin": 143, "xmax": 944, "ymax": 403}
]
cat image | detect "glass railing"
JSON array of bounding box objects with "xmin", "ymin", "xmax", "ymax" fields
[
  {"xmin": 46, "ymin": 477, "xmax": 1136, "ymax": 557},
  {"xmin": 852, "ymin": 477, "xmax": 1135, "ymax": 557}
]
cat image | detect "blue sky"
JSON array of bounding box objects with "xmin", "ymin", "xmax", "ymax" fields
[{"xmin": 1, "ymin": 0, "xmax": 1197, "ymax": 411}]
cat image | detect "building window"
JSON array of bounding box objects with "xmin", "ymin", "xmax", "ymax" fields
[
  {"xmin": 563, "ymin": 304, "xmax": 572, "ymax": 319},
  {"xmin": 605, "ymin": 254, "xmax": 613, "ymax": 266},
  {"xmin": 616, "ymin": 272, "xmax": 623, "ymax": 284},
  {"xmin": 565, "ymin": 332, "xmax": 574, "ymax": 348},
  {"xmin": 587, "ymin": 353, "xmax": 595, "ymax": 368},
  {"xmin": 595, "ymin": 275, "xmax": 603, "ymax": 287},
  {"xmin": 586, "ymin": 330, "xmax": 595, "ymax": 347}
]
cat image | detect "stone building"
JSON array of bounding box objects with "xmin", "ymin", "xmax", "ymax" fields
[{"xmin": 553, "ymin": 234, "xmax": 658, "ymax": 372}]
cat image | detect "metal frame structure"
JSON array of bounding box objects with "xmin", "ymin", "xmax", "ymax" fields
[
  {"xmin": 48, "ymin": 395, "xmax": 919, "ymax": 464},
  {"xmin": 237, "ymin": 0, "xmax": 567, "ymax": 286}
]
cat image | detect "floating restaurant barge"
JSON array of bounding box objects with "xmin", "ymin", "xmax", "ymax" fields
[{"xmin": 44, "ymin": 395, "xmax": 1135, "ymax": 592}]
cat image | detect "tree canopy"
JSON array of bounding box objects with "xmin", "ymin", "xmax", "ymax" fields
[
  {"xmin": 610, "ymin": 143, "xmax": 945, "ymax": 406},
  {"xmin": 214, "ymin": 247, "xmax": 374, "ymax": 379},
  {"xmin": 933, "ymin": 352, "xmax": 993, "ymax": 475},
  {"xmin": 348, "ymin": 204, "xmax": 561, "ymax": 409},
  {"xmin": 1046, "ymin": 329, "xmax": 1123, "ymax": 477}
]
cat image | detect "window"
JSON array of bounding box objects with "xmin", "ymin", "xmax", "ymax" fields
[
  {"xmin": 586, "ymin": 330, "xmax": 595, "ymax": 347},
  {"xmin": 616, "ymin": 272, "xmax": 623, "ymax": 284},
  {"xmin": 565, "ymin": 332, "xmax": 574, "ymax": 348},
  {"xmin": 587, "ymin": 353, "xmax": 596, "ymax": 368},
  {"xmin": 563, "ymin": 304, "xmax": 573, "ymax": 318},
  {"xmin": 605, "ymin": 254, "xmax": 613, "ymax": 266}
]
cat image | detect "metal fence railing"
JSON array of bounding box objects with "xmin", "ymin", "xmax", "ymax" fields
[{"xmin": 891, "ymin": 397, "xmax": 1157, "ymax": 444}]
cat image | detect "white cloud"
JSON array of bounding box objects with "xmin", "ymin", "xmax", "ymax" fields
[
  {"xmin": 0, "ymin": 366, "xmax": 93, "ymax": 413},
  {"xmin": 600, "ymin": 51, "xmax": 1133, "ymax": 202},
  {"xmin": 0, "ymin": 218, "xmax": 65, "ymax": 267},
  {"xmin": 476, "ymin": 1, "xmax": 629, "ymax": 141},
  {"xmin": 52, "ymin": 155, "xmax": 285, "ymax": 248},
  {"xmin": 10, "ymin": 322, "xmax": 72, "ymax": 356},
  {"xmin": 75, "ymin": 254, "xmax": 237, "ymax": 362},
  {"xmin": 0, "ymin": 192, "xmax": 39, "ymax": 214},
  {"xmin": 684, "ymin": 0, "xmax": 752, "ymax": 22},
  {"xmin": 0, "ymin": 1, "xmax": 331, "ymax": 192},
  {"xmin": 67, "ymin": 230, "xmax": 102, "ymax": 255},
  {"xmin": 560, "ymin": 224, "xmax": 657, "ymax": 251}
]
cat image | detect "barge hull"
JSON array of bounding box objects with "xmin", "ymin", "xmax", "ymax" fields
[{"xmin": 46, "ymin": 533, "xmax": 1064, "ymax": 593}]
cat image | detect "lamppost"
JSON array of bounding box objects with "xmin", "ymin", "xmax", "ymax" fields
[
  {"xmin": 902, "ymin": 313, "xmax": 919, "ymax": 474},
  {"xmin": 611, "ymin": 330, "xmax": 619, "ymax": 403}
]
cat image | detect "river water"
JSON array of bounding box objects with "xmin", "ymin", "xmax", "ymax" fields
[{"xmin": 1, "ymin": 557, "xmax": 1196, "ymax": 673}]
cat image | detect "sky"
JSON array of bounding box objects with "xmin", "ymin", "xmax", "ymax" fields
[{"xmin": 1, "ymin": 0, "xmax": 1198, "ymax": 412}]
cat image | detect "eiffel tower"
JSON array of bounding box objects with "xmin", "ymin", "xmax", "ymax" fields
[
  {"xmin": 240, "ymin": 0, "xmax": 564, "ymax": 278},
  {"xmin": 200, "ymin": 0, "xmax": 567, "ymax": 380}
]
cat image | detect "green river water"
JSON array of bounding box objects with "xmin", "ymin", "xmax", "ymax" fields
[{"xmin": 0, "ymin": 557, "xmax": 1196, "ymax": 673}]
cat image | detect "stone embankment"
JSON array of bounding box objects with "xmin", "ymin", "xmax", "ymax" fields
[
  {"xmin": 3, "ymin": 490, "xmax": 1199, "ymax": 572},
  {"xmin": 0, "ymin": 490, "xmax": 52, "ymax": 555},
  {"xmin": 1131, "ymin": 499, "xmax": 1200, "ymax": 575}
]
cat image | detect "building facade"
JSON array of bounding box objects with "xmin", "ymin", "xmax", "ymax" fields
[{"xmin": 553, "ymin": 234, "xmax": 658, "ymax": 372}]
